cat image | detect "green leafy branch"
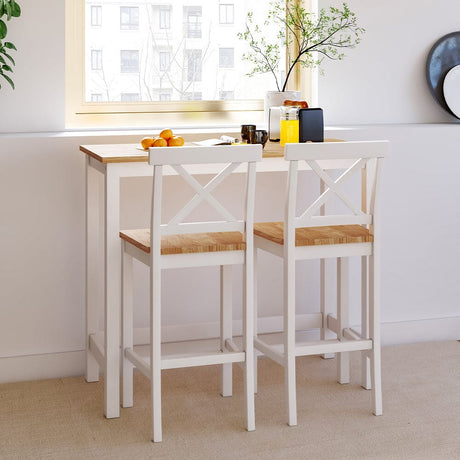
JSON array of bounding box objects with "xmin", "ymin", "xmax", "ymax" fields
[
  {"xmin": 237, "ymin": 1, "xmax": 365, "ymax": 92},
  {"xmin": 0, "ymin": 0, "xmax": 21, "ymax": 90}
]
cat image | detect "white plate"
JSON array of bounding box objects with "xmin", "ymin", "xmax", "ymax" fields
[{"xmin": 443, "ymin": 65, "xmax": 460, "ymax": 119}]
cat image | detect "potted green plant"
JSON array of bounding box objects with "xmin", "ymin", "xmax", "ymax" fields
[
  {"xmin": 0, "ymin": 0, "xmax": 21, "ymax": 90},
  {"xmin": 238, "ymin": 0, "xmax": 365, "ymax": 114}
]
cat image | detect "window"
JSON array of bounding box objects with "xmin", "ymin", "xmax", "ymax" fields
[
  {"xmin": 159, "ymin": 52, "xmax": 171, "ymax": 71},
  {"xmin": 120, "ymin": 50, "xmax": 139, "ymax": 73},
  {"xmin": 91, "ymin": 93, "xmax": 103, "ymax": 102},
  {"xmin": 182, "ymin": 92, "xmax": 202, "ymax": 101},
  {"xmin": 184, "ymin": 6, "xmax": 201, "ymax": 39},
  {"xmin": 66, "ymin": 0, "xmax": 312, "ymax": 128},
  {"xmin": 219, "ymin": 90, "xmax": 234, "ymax": 100},
  {"xmin": 91, "ymin": 5, "xmax": 102, "ymax": 27},
  {"xmin": 159, "ymin": 7, "xmax": 171, "ymax": 29},
  {"xmin": 120, "ymin": 6, "xmax": 139, "ymax": 30},
  {"xmin": 91, "ymin": 49, "xmax": 102, "ymax": 70},
  {"xmin": 186, "ymin": 50, "xmax": 202, "ymax": 81},
  {"xmin": 219, "ymin": 48, "xmax": 234, "ymax": 68},
  {"xmin": 121, "ymin": 93, "xmax": 140, "ymax": 102},
  {"xmin": 219, "ymin": 4, "xmax": 234, "ymax": 24},
  {"xmin": 159, "ymin": 92, "xmax": 171, "ymax": 101}
]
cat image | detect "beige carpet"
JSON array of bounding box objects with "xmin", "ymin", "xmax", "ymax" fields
[{"xmin": 0, "ymin": 341, "xmax": 459, "ymax": 459}]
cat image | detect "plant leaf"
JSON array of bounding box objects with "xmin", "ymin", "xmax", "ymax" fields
[
  {"xmin": 0, "ymin": 19, "xmax": 7, "ymax": 39},
  {"xmin": 0, "ymin": 2, "xmax": 4, "ymax": 17},
  {"xmin": 2, "ymin": 63, "xmax": 12, "ymax": 71},
  {"xmin": 11, "ymin": 1, "xmax": 20, "ymax": 17},
  {"xmin": 4, "ymin": 41, "xmax": 16, "ymax": 50},
  {"xmin": 5, "ymin": 0, "xmax": 10, "ymax": 20},
  {"xmin": 0, "ymin": 71, "xmax": 14, "ymax": 89},
  {"xmin": 2, "ymin": 50, "xmax": 15, "ymax": 65}
]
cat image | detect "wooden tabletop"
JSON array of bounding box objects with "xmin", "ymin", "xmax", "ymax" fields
[{"xmin": 80, "ymin": 139, "xmax": 343, "ymax": 163}]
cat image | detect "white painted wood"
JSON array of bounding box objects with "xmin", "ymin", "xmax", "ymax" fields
[
  {"xmin": 284, "ymin": 160, "xmax": 298, "ymax": 427},
  {"xmin": 86, "ymin": 157, "xmax": 101, "ymax": 383},
  {"xmin": 125, "ymin": 348, "xmax": 151, "ymax": 379},
  {"xmin": 294, "ymin": 243, "xmax": 372, "ymax": 261},
  {"xmin": 148, "ymin": 144, "xmax": 262, "ymax": 165},
  {"xmin": 284, "ymin": 140, "xmax": 388, "ymax": 161},
  {"xmin": 220, "ymin": 265, "xmax": 233, "ymax": 398},
  {"xmin": 253, "ymin": 338, "xmax": 285, "ymax": 366},
  {"xmin": 103, "ymin": 167, "xmax": 121, "ymax": 419},
  {"xmin": 88, "ymin": 334, "xmax": 104, "ymax": 368},
  {"xmin": 121, "ymin": 245, "xmax": 134, "ymax": 408},
  {"xmin": 254, "ymin": 248, "xmax": 259, "ymax": 394},
  {"xmin": 253, "ymin": 140, "xmax": 387, "ymax": 425},
  {"xmin": 337, "ymin": 258, "xmax": 350, "ymax": 384},
  {"xmin": 295, "ymin": 338, "xmax": 372, "ymax": 356},
  {"xmin": 120, "ymin": 144, "xmax": 260, "ymax": 441}
]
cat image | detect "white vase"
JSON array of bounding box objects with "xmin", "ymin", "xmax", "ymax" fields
[{"xmin": 264, "ymin": 90, "xmax": 301, "ymax": 127}]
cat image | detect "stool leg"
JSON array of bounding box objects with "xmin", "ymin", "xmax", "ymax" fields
[
  {"xmin": 369, "ymin": 252, "xmax": 383, "ymax": 416},
  {"xmin": 284, "ymin": 255, "xmax": 297, "ymax": 426},
  {"xmin": 361, "ymin": 255, "xmax": 371, "ymax": 390},
  {"xmin": 150, "ymin": 264, "xmax": 162, "ymax": 442},
  {"xmin": 337, "ymin": 258, "xmax": 350, "ymax": 385},
  {"xmin": 320, "ymin": 258, "xmax": 335, "ymax": 359},
  {"xmin": 220, "ymin": 265, "xmax": 233, "ymax": 397},
  {"xmin": 253, "ymin": 248, "xmax": 258, "ymax": 394},
  {"xmin": 243, "ymin": 257, "xmax": 256, "ymax": 432},
  {"xmin": 122, "ymin": 246, "xmax": 134, "ymax": 408}
]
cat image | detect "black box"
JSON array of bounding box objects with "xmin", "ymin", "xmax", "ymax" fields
[{"xmin": 299, "ymin": 108, "xmax": 324, "ymax": 143}]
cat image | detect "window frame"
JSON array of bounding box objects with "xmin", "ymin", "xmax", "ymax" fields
[
  {"xmin": 65, "ymin": 0, "xmax": 314, "ymax": 129},
  {"xmin": 120, "ymin": 6, "xmax": 139, "ymax": 31},
  {"xmin": 219, "ymin": 4, "xmax": 234, "ymax": 25}
]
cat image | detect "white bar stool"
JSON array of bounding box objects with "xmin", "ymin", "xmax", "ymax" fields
[
  {"xmin": 253, "ymin": 140, "xmax": 388, "ymax": 426},
  {"xmin": 120, "ymin": 144, "xmax": 262, "ymax": 442}
]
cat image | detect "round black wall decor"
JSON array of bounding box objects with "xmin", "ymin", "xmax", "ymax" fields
[{"xmin": 426, "ymin": 31, "xmax": 460, "ymax": 118}]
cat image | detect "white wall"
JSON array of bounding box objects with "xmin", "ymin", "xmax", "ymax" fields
[
  {"xmin": 318, "ymin": 0, "xmax": 460, "ymax": 125},
  {"xmin": 0, "ymin": 0, "xmax": 459, "ymax": 383}
]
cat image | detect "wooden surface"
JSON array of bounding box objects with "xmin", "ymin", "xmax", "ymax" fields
[
  {"xmin": 254, "ymin": 222, "xmax": 373, "ymax": 246},
  {"xmin": 120, "ymin": 229, "xmax": 246, "ymax": 254},
  {"xmin": 80, "ymin": 139, "xmax": 344, "ymax": 163}
]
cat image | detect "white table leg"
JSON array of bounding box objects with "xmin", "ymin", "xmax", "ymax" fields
[
  {"xmin": 86, "ymin": 157, "xmax": 100, "ymax": 382},
  {"xmin": 104, "ymin": 166, "xmax": 121, "ymax": 418}
]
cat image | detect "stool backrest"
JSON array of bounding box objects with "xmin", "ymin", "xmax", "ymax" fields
[
  {"xmin": 284, "ymin": 140, "xmax": 388, "ymax": 239},
  {"xmin": 148, "ymin": 144, "xmax": 262, "ymax": 250}
]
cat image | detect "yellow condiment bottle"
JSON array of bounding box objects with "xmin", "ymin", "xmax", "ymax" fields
[{"xmin": 280, "ymin": 107, "xmax": 299, "ymax": 146}]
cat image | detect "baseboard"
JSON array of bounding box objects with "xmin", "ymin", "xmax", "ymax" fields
[
  {"xmin": 0, "ymin": 350, "xmax": 85, "ymax": 384},
  {"xmin": 1, "ymin": 315, "xmax": 458, "ymax": 384}
]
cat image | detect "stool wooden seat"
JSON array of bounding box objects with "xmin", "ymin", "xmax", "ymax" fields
[
  {"xmin": 253, "ymin": 140, "xmax": 388, "ymax": 427},
  {"xmin": 120, "ymin": 229, "xmax": 246, "ymax": 254},
  {"xmin": 120, "ymin": 144, "xmax": 262, "ymax": 442},
  {"xmin": 254, "ymin": 223, "xmax": 373, "ymax": 246}
]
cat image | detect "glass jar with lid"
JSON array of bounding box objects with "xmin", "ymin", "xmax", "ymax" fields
[{"xmin": 280, "ymin": 106, "xmax": 300, "ymax": 146}]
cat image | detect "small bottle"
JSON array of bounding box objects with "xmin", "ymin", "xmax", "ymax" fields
[{"xmin": 280, "ymin": 106, "xmax": 299, "ymax": 146}]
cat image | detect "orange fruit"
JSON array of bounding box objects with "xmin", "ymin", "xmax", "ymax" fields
[
  {"xmin": 141, "ymin": 137, "xmax": 155, "ymax": 149},
  {"xmin": 152, "ymin": 137, "xmax": 168, "ymax": 147},
  {"xmin": 159, "ymin": 128, "xmax": 173, "ymax": 140},
  {"xmin": 168, "ymin": 136, "xmax": 185, "ymax": 147}
]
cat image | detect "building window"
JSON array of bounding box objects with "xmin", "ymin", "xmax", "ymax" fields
[
  {"xmin": 185, "ymin": 6, "xmax": 201, "ymax": 38},
  {"xmin": 159, "ymin": 93, "xmax": 172, "ymax": 101},
  {"xmin": 219, "ymin": 48, "xmax": 234, "ymax": 68},
  {"xmin": 182, "ymin": 92, "xmax": 202, "ymax": 101},
  {"xmin": 91, "ymin": 93, "xmax": 103, "ymax": 102},
  {"xmin": 219, "ymin": 90, "xmax": 234, "ymax": 100},
  {"xmin": 159, "ymin": 7, "xmax": 171, "ymax": 29},
  {"xmin": 121, "ymin": 93, "xmax": 140, "ymax": 101},
  {"xmin": 91, "ymin": 49, "xmax": 102, "ymax": 70},
  {"xmin": 120, "ymin": 50, "xmax": 139, "ymax": 73},
  {"xmin": 159, "ymin": 52, "xmax": 171, "ymax": 71},
  {"xmin": 91, "ymin": 5, "xmax": 102, "ymax": 27},
  {"xmin": 120, "ymin": 6, "xmax": 139, "ymax": 30},
  {"xmin": 186, "ymin": 49, "xmax": 202, "ymax": 81},
  {"xmin": 219, "ymin": 4, "xmax": 234, "ymax": 24}
]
